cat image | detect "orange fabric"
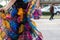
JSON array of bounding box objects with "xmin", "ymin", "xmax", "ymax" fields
[{"xmin": 18, "ymin": 8, "xmax": 24, "ymax": 21}]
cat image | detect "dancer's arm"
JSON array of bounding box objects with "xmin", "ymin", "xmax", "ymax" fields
[{"xmin": 0, "ymin": 0, "xmax": 16, "ymax": 11}]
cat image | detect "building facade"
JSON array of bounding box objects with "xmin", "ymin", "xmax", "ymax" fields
[
  {"xmin": 40, "ymin": 0, "xmax": 60, "ymax": 4},
  {"xmin": 40, "ymin": 0, "xmax": 60, "ymax": 8}
]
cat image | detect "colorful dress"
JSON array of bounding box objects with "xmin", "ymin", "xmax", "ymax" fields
[{"xmin": 0, "ymin": 0, "xmax": 42, "ymax": 40}]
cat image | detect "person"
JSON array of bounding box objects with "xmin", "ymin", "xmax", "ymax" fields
[
  {"xmin": 0, "ymin": 0, "xmax": 43, "ymax": 40},
  {"xmin": 49, "ymin": 4, "xmax": 54, "ymax": 20}
]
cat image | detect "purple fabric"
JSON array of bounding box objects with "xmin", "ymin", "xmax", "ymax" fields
[
  {"xmin": 33, "ymin": 9, "xmax": 42, "ymax": 16},
  {"xmin": 25, "ymin": 23, "xmax": 31, "ymax": 31},
  {"xmin": 33, "ymin": 9, "xmax": 39, "ymax": 16}
]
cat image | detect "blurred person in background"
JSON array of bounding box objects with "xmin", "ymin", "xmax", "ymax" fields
[{"xmin": 49, "ymin": 4, "xmax": 54, "ymax": 20}]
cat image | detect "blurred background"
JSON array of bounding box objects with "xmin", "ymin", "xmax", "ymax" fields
[
  {"xmin": 40, "ymin": 0, "xmax": 60, "ymax": 19},
  {"xmin": 0, "ymin": 0, "xmax": 60, "ymax": 19}
]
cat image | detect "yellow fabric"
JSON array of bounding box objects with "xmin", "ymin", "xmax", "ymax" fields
[
  {"xmin": 19, "ymin": 24, "xmax": 24, "ymax": 33},
  {"xmin": 0, "ymin": 30, "xmax": 6, "ymax": 40},
  {"xmin": 2, "ymin": 20, "xmax": 10, "ymax": 29},
  {"xmin": 27, "ymin": 0, "xmax": 36, "ymax": 15},
  {"xmin": 1, "ymin": 31, "xmax": 6, "ymax": 38},
  {"xmin": 0, "ymin": 13, "xmax": 6, "ymax": 19},
  {"xmin": 18, "ymin": 8, "xmax": 24, "ymax": 15},
  {"xmin": 0, "ymin": 29, "xmax": 2, "ymax": 34},
  {"xmin": 0, "ymin": 36, "xmax": 2, "ymax": 40},
  {"xmin": 17, "ymin": 8, "xmax": 24, "ymax": 21},
  {"xmin": 32, "ymin": 20, "xmax": 36, "ymax": 26}
]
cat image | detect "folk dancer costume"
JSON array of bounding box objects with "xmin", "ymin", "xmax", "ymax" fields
[{"xmin": 0, "ymin": 0, "xmax": 43, "ymax": 40}]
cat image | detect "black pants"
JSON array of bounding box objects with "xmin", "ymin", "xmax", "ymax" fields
[{"xmin": 49, "ymin": 13, "xmax": 54, "ymax": 20}]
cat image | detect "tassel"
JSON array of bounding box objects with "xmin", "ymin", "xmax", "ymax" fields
[
  {"xmin": 32, "ymin": 20, "xmax": 36, "ymax": 26},
  {"xmin": 27, "ymin": 17, "xmax": 40, "ymax": 32}
]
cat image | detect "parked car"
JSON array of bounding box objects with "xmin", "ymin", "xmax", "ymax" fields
[{"xmin": 41, "ymin": 5, "xmax": 60, "ymax": 15}]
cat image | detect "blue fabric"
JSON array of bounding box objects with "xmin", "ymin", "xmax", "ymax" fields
[
  {"xmin": 7, "ymin": 30, "xmax": 18, "ymax": 39},
  {"xmin": 23, "ymin": 0, "xmax": 30, "ymax": 3},
  {"xmin": 27, "ymin": 17, "xmax": 40, "ymax": 32},
  {"xmin": 10, "ymin": 7, "xmax": 17, "ymax": 17},
  {"xmin": 10, "ymin": 20, "xmax": 18, "ymax": 32}
]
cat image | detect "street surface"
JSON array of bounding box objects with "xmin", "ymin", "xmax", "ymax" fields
[{"xmin": 32, "ymin": 19, "xmax": 60, "ymax": 40}]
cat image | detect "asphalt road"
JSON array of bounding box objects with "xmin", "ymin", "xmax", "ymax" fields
[{"xmin": 32, "ymin": 19, "xmax": 60, "ymax": 40}]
